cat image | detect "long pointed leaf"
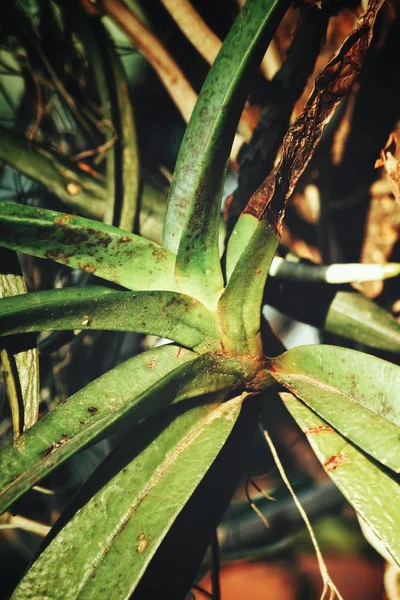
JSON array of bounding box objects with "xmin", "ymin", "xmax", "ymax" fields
[
  {"xmin": 0, "ymin": 286, "xmax": 221, "ymax": 352},
  {"xmin": 282, "ymin": 393, "xmax": 400, "ymax": 567},
  {"xmin": 0, "ymin": 344, "xmax": 196, "ymax": 514},
  {"xmin": 270, "ymin": 345, "xmax": 400, "ymax": 471},
  {"xmin": 12, "ymin": 395, "xmax": 246, "ymax": 600},
  {"xmin": 0, "ymin": 203, "xmax": 179, "ymax": 292},
  {"xmin": 1, "ymin": 346, "xmax": 243, "ymax": 516},
  {"xmin": 164, "ymin": 0, "xmax": 290, "ymax": 305}
]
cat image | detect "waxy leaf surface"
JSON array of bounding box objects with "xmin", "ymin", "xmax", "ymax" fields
[
  {"xmin": 271, "ymin": 345, "xmax": 400, "ymax": 471},
  {"xmin": 0, "ymin": 203, "xmax": 178, "ymax": 292},
  {"xmin": 283, "ymin": 393, "xmax": 400, "ymax": 566},
  {"xmin": 0, "ymin": 286, "xmax": 220, "ymax": 352},
  {"xmin": 12, "ymin": 396, "xmax": 245, "ymax": 600}
]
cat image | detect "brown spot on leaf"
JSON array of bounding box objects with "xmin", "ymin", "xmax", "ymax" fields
[
  {"xmin": 305, "ymin": 425, "xmax": 334, "ymax": 435},
  {"xmin": 323, "ymin": 452, "xmax": 348, "ymax": 472},
  {"xmin": 43, "ymin": 437, "xmax": 69, "ymax": 456},
  {"xmin": 147, "ymin": 356, "xmax": 157, "ymax": 368},
  {"xmin": 82, "ymin": 264, "xmax": 95, "ymax": 274},
  {"xmin": 137, "ymin": 533, "xmax": 147, "ymax": 553},
  {"xmin": 87, "ymin": 406, "xmax": 98, "ymax": 414},
  {"xmin": 56, "ymin": 214, "xmax": 71, "ymax": 225}
]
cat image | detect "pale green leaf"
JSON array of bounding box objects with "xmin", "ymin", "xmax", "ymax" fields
[
  {"xmin": 0, "ymin": 203, "xmax": 179, "ymax": 292},
  {"xmin": 270, "ymin": 345, "xmax": 400, "ymax": 471},
  {"xmin": 283, "ymin": 393, "xmax": 400, "ymax": 567}
]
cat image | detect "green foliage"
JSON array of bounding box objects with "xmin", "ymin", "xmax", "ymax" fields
[{"xmin": 0, "ymin": 0, "xmax": 399, "ymax": 598}]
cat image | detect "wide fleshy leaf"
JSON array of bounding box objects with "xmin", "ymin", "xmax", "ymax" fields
[
  {"xmin": 0, "ymin": 344, "xmax": 192, "ymax": 514},
  {"xmin": 0, "ymin": 203, "xmax": 179, "ymax": 292},
  {"xmin": 12, "ymin": 395, "xmax": 246, "ymax": 600},
  {"xmin": 164, "ymin": 0, "xmax": 290, "ymax": 306},
  {"xmin": 325, "ymin": 291, "xmax": 400, "ymax": 353},
  {"xmin": 0, "ymin": 348, "xmax": 243, "ymax": 515},
  {"xmin": 282, "ymin": 393, "xmax": 400, "ymax": 566},
  {"xmin": 0, "ymin": 249, "xmax": 39, "ymax": 435},
  {"xmin": 266, "ymin": 283, "xmax": 400, "ymax": 354},
  {"xmin": 0, "ymin": 286, "xmax": 221, "ymax": 352},
  {"xmin": 270, "ymin": 345, "xmax": 400, "ymax": 471}
]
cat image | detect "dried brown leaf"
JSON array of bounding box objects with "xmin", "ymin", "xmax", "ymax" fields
[
  {"xmin": 244, "ymin": 0, "xmax": 384, "ymax": 231},
  {"xmin": 375, "ymin": 132, "xmax": 400, "ymax": 202}
]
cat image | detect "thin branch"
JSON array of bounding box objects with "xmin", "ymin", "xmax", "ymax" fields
[
  {"xmin": 161, "ymin": 0, "xmax": 221, "ymax": 65},
  {"xmin": 101, "ymin": 0, "xmax": 197, "ymax": 124},
  {"xmin": 99, "ymin": 0, "xmax": 246, "ymax": 158}
]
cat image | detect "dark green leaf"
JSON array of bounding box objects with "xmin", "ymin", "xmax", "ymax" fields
[
  {"xmin": 73, "ymin": 7, "xmax": 139, "ymax": 231},
  {"xmin": 0, "ymin": 285, "xmax": 221, "ymax": 352},
  {"xmin": 0, "ymin": 128, "xmax": 105, "ymax": 218},
  {"xmin": 164, "ymin": 0, "xmax": 290, "ymax": 306},
  {"xmin": 12, "ymin": 395, "xmax": 246, "ymax": 599}
]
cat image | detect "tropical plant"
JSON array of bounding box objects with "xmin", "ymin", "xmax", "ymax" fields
[{"xmin": 0, "ymin": 0, "xmax": 399, "ymax": 598}]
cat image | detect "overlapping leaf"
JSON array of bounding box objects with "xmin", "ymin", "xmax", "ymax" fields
[
  {"xmin": 283, "ymin": 393, "xmax": 400, "ymax": 566},
  {"xmin": 0, "ymin": 347, "xmax": 243, "ymax": 515},
  {"xmin": 12, "ymin": 395, "xmax": 245, "ymax": 600},
  {"xmin": 0, "ymin": 285, "xmax": 221, "ymax": 352},
  {"xmin": 270, "ymin": 345, "xmax": 400, "ymax": 471}
]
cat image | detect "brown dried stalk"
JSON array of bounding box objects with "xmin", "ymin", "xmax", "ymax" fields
[
  {"xmin": 244, "ymin": 0, "xmax": 385, "ymax": 230},
  {"xmin": 161, "ymin": 0, "xmax": 221, "ymax": 65},
  {"xmin": 100, "ymin": 0, "xmax": 197, "ymax": 123}
]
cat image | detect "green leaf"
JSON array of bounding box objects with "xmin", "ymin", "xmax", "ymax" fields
[
  {"xmin": 164, "ymin": 0, "xmax": 290, "ymax": 305},
  {"xmin": 282, "ymin": 393, "xmax": 400, "ymax": 567},
  {"xmin": 73, "ymin": 7, "xmax": 139, "ymax": 231},
  {"xmin": 0, "ymin": 344, "xmax": 192, "ymax": 514},
  {"xmin": 0, "ymin": 346, "xmax": 243, "ymax": 515},
  {"xmin": 0, "ymin": 203, "xmax": 179, "ymax": 292},
  {"xmin": 12, "ymin": 395, "xmax": 246, "ymax": 600},
  {"xmin": 0, "ymin": 286, "xmax": 221, "ymax": 352},
  {"xmin": 326, "ymin": 291, "xmax": 400, "ymax": 353},
  {"xmin": 0, "ymin": 128, "xmax": 105, "ymax": 218},
  {"xmin": 219, "ymin": 218, "xmax": 279, "ymax": 355},
  {"xmin": 270, "ymin": 345, "xmax": 400, "ymax": 471},
  {"xmin": 0, "ymin": 249, "xmax": 39, "ymax": 435}
]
